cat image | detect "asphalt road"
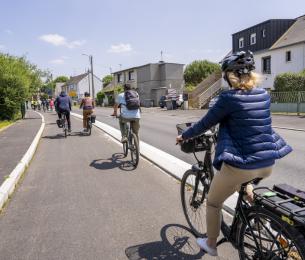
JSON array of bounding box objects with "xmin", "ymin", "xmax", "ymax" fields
[
  {"xmin": 0, "ymin": 111, "xmax": 238, "ymax": 260},
  {"xmin": 74, "ymin": 107, "xmax": 305, "ymax": 191}
]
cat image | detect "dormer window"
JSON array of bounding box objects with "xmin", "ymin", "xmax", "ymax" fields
[
  {"xmin": 239, "ymin": 37, "xmax": 244, "ymax": 48},
  {"xmin": 250, "ymin": 33, "xmax": 256, "ymax": 45}
]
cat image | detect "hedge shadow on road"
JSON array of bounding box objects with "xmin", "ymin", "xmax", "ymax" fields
[{"xmin": 125, "ymin": 223, "xmax": 205, "ymax": 259}]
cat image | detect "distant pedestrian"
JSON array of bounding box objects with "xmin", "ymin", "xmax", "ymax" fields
[
  {"xmin": 20, "ymin": 101, "xmax": 26, "ymax": 119},
  {"xmin": 25, "ymin": 100, "xmax": 29, "ymax": 109},
  {"xmin": 49, "ymin": 98, "xmax": 54, "ymax": 111}
]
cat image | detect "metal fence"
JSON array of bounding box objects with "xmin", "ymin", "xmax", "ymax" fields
[{"xmin": 270, "ymin": 91, "xmax": 305, "ymax": 114}]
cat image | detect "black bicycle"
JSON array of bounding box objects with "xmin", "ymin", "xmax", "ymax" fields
[
  {"xmin": 177, "ymin": 122, "xmax": 217, "ymax": 237},
  {"xmin": 58, "ymin": 112, "xmax": 68, "ymax": 138},
  {"xmin": 122, "ymin": 119, "xmax": 139, "ymax": 168},
  {"xmin": 177, "ymin": 122, "xmax": 305, "ymax": 259}
]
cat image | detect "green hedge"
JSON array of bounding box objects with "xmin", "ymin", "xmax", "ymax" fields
[
  {"xmin": 274, "ymin": 71, "xmax": 305, "ymax": 92},
  {"xmin": 0, "ymin": 53, "xmax": 42, "ymax": 120}
]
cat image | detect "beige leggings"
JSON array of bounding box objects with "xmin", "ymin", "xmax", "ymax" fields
[{"xmin": 206, "ymin": 163, "xmax": 273, "ymax": 239}]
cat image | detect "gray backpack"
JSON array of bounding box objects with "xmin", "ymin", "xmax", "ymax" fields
[{"xmin": 124, "ymin": 90, "xmax": 140, "ymax": 110}]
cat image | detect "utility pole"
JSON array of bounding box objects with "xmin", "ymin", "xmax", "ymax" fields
[
  {"xmin": 87, "ymin": 68, "xmax": 91, "ymax": 95},
  {"xmin": 90, "ymin": 55, "xmax": 95, "ymax": 99}
]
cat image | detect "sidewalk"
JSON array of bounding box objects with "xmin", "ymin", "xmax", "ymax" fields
[
  {"xmin": 0, "ymin": 112, "xmax": 237, "ymax": 259},
  {"xmin": 0, "ymin": 110, "xmax": 41, "ymax": 184}
]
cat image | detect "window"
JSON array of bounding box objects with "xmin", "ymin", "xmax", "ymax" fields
[
  {"xmin": 128, "ymin": 70, "xmax": 135, "ymax": 80},
  {"xmin": 239, "ymin": 37, "xmax": 244, "ymax": 48},
  {"xmin": 117, "ymin": 73, "xmax": 122, "ymax": 83},
  {"xmin": 262, "ymin": 29, "xmax": 266, "ymax": 38},
  {"xmin": 250, "ymin": 33, "xmax": 256, "ymax": 45},
  {"xmin": 262, "ymin": 56, "xmax": 271, "ymax": 74},
  {"xmin": 286, "ymin": 51, "xmax": 291, "ymax": 62}
]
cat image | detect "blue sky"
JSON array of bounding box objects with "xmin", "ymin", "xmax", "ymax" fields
[{"xmin": 0, "ymin": 0, "xmax": 304, "ymax": 79}]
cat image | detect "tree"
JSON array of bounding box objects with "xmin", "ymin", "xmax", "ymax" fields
[
  {"xmin": 54, "ymin": 75, "xmax": 69, "ymax": 83},
  {"xmin": 102, "ymin": 75, "xmax": 113, "ymax": 87},
  {"xmin": 184, "ymin": 60, "xmax": 221, "ymax": 88},
  {"xmin": 41, "ymin": 75, "xmax": 69, "ymax": 96},
  {"xmin": 96, "ymin": 91, "xmax": 105, "ymax": 105},
  {"xmin": 0, "ymin": 53, "xmax": 42, "ymax": 120}
]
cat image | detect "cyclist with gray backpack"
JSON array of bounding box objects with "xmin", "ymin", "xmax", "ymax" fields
[{"xmin": 111, "ymin": 83, "xmax": 141, "ymax": 143}]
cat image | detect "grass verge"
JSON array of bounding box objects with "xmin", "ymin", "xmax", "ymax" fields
[{"xmin": 0, "ymin": 121, "xmax": 13, "ymax": 130}]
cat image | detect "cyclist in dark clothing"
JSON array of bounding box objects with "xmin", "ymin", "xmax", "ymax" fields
[{"xmin": 55, "ymin": 91, "xmax": 72, "ymax": 132}]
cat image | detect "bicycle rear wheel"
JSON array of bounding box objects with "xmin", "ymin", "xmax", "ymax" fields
[
  {"xmin": 237, "ymin": 207, "xmax": 305, "ymax": 260},
  {"xmin": 123, "ymin": 141, "xmax": 128, "ymax": 157},
  {"xmin": 130, "ymin": 133, "xmax": 139, "ymax": 167},
  {"xmin": 180, "ymin": 170, "xmax": 211, "ymax": 237},
  {"xmin": 87, "ymin": 118, "xmax": 92, "ymax": 136}
]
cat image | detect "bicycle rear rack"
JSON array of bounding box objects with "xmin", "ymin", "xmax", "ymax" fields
[{"xmin": 253, "ymin": 186, "xmax": 305, "ymax": 226}]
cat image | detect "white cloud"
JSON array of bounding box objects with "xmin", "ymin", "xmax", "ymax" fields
[
  {"xmin": 0, "ymin": 44, "xmax": 5, "ymax": 50},
  {"xmin": 49, "ymin": 59, "xmax": 65, "ymax": 64},
  {"xmin": 108, "ymin": 43, "xmax": 133, "ymax": 53},
  {"xmin": 49, "ymin": 56, "xmax": 69, "ymax": 64},
  {"xmin": 4, "ymin": 29, "xmax": 13, "ymax": 35},
  {"xmin": 39, "ymin": 34, "xmax": 86, "ymax": 49}
]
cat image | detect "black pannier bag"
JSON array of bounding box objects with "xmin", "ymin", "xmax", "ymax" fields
[
  {"xmin": 125, "ymin": 90, "xmax": 140, "ymax": 110},
  {"xmin": 176, "ymin": 122, "xmax": 209, "ymax": 153},
  {"xmin": 90, "ymin": 114, "xmax": 96, "ymax": 123}
]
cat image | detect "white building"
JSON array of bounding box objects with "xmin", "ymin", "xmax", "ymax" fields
[
  {"xmin": 255, "ymin": 16, "xmax": 305, "ymax": 89},
  {"xmin": 232, "ymin": 15, "xmax": 305, "ymax": 90},
  {"xmin": 64, "ymin": 72, "xmax": 103, "ymax": 100}
]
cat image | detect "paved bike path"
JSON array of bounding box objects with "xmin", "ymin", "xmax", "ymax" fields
[
  {"xmin": 0, "ymin": 110, "xmax": 41, "ymax": 185},
  {"xmin": 0, "ymin": 112, "xmax": 238, "ymax": 259}
]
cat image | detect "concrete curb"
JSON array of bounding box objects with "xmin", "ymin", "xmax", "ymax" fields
[
  {"xmin": 0, "ymin": 112, "xmax": 45, "ymax": 210},
  {"xmin": 71, "ymin": 112, "xmax": 237, "ymax": 212}
]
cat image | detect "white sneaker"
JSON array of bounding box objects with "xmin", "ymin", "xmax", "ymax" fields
[{"xmin": 196, "ymin": 238, "xmax": 218, "ymax": 257}]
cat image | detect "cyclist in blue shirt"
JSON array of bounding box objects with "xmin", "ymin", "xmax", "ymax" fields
[{"xmin": 111, "ymin": 84, "xmax": 141, "ymax": 143}]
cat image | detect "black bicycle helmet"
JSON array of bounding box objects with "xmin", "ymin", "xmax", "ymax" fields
[{"xmin": 221, "ymin": 50, "xmax": 255, "ymax": 75}]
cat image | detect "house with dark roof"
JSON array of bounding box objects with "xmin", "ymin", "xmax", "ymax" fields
[
  {"xmin": 62, "ymin": 72, "xmax": 103, "ymax": 100},
  {"xmin": 232, "ymin": 15, "xmax": 305, "ymax": 89},
  {"xmin": 112, "ymin": 62, "xmax": 184, "ymax": 106}
]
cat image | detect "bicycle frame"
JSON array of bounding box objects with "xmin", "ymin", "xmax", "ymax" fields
[{"xmin": 218, "ymin": 183, "xmax": 266, "ymax": 259}]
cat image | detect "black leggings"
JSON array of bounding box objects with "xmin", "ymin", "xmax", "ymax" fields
[{"xmin": 58, "ymin": 110, "xmax": 71, "ymax": 129}]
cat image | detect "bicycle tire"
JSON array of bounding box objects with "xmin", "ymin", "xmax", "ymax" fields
[
  {"xmin": 87, "ymin": 118, "xmax": 92, "ymax": 136},
  {"xmin": 236, "ymin": 207, "xmax": 305, "ymax": 260},
  {"xmin": 123, "ymin": 141, "xmax": 128, "ymax": 157},
  {"xmin": 180, "ymin": 170, "xmax": 211, "ymax": 237},
  {"xmin": 130, "ymin": 133, "xmax": 139, "ymax": 167}
]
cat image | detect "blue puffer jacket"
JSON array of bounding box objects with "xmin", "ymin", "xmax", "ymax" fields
[{"xmin": 182, "ymin": 88, "xmax": 292, "ymax": 170}]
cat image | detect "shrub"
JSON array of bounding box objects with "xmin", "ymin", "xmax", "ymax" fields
[
  {"xmin": 274, "ymin": 72, "xmax": 305, "ymax": 92},
  {"xmin": 0, "ymin": 53, "xmax": 42, "ymax": 120},
  {"xmin": 96, "ymin": 91, "xmax": 105, "ymax": 105}
]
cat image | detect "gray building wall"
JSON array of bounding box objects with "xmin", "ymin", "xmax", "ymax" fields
[{"xmin": 114, "ymin": 62, "xmax": 184, "ymax": 106}]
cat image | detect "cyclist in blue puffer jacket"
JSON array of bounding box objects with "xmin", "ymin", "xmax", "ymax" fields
[
  {"xmin": 55, "ymin": 91, "xmax": 72, "ymax": 132},
  {"xmin": 176, "ymin": 51, "xmax": 292, "ymax": 256}
]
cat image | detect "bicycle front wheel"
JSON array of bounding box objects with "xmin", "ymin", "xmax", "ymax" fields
[
  {"xmin": 130, "ymin": 133, "xmax": 139, "ymax": 167},
  {"xmin": 237, "ymin": 207, "xmax": 305, "ymax": 260},
  {"xmin": 180, "ymin": 170, "xmax": 210, "ymax": 237}
]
